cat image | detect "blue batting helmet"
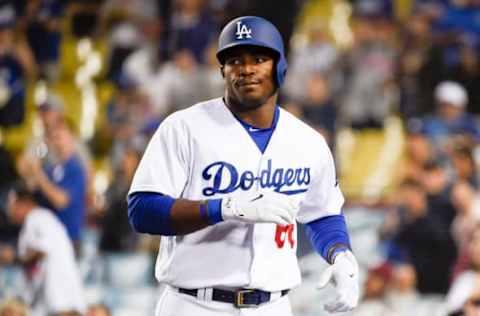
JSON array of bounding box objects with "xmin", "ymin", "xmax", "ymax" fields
[{"xmin": 216, "ymin": 16, "xmax": 288, "ymax": 87}]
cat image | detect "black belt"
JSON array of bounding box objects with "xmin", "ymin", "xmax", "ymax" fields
[{"xmin": 178, "ymin": 288, "xmax": 289, "ymax": 308}]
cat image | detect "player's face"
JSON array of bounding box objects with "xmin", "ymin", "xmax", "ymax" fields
[{"xmin": 222, "ymin": 46, "xmax": 277, "ymax": 110}]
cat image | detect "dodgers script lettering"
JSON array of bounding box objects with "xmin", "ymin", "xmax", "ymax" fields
[{"xmin": 202, "ymin": 159, "xmax": 310, "ymax": 196}]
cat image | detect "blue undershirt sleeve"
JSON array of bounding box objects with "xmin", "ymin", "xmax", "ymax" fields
[
  {"xmin": 305, "ymin": 214, "xmax": 351, "ymax": 264},
  {"xmin": 127, "ymin": 192, "xmax": 176, "ymax": 235},
  {"xmin": 127, "ymin": 192, "xmax": 224, "ymax": 236}
]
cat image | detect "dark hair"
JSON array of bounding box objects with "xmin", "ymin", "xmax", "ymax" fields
[
  {"xmin": 9, "ymin": 180, "xmax": 35, "ymax": 201},
  {"xmin": 423, "ymin": 159, "xmax": 444, "ymax": 172},
  {"xmin": 453, "ymin": 145, "xmax": 474, "ymax": 160},
  {"xmin": 400, "ymin": 179, "xmax": 424, "ymax": 191}
]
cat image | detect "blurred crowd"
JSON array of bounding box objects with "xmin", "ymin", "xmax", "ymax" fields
[{"xmin": 0, "ymin": 0, "xmax": 479, "ymax": 315}]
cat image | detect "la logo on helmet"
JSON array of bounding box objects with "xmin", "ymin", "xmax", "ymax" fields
[{"xmin": 235, "ymin": 21, "xmax": 252, "ymax": 39}]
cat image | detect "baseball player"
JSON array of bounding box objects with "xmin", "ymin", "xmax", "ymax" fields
[{"xmin": 128, "ymin": 16, "xmax": 359, "ymax": 316}]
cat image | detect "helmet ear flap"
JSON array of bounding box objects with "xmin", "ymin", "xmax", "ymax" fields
[
  {"xmin": 276, "ymin": 56, "xmax": 287, "ymax": 87},
  {"xmin": 220, "ymin": 66, "xmax": 225, "ymax": 78}
]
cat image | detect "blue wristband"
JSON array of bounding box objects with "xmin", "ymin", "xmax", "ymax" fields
[
  {"xmin": 329, "ymin": 244, "xmax": 350, "ymax": 263},
  {"xmin": 206, "ymin": 199, "xmax": 223, "ymax": 224}
]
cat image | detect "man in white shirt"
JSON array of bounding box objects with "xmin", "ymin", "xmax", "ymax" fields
[{"xmin": 7, "ymin": 181, "xmax": 86, "ymax": 316}]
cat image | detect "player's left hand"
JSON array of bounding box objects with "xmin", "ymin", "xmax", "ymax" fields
[{"xmin": 317, "ymin": 250, "xmax": 359, "ymax": 313}]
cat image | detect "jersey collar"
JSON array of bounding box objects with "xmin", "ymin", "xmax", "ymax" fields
[{"xmin": 224, "ymin": 100, "xmax": 280, "ymax": 132}]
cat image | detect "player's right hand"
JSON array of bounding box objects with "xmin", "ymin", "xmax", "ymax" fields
[{"xmin": 221, "ymin": 191, "xmax": 298, "ymax": 225}]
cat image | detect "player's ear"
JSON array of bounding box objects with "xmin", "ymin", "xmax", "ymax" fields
[{"xmin": 220, "ymin": 65, "xmax": 225, "ymax": 78}]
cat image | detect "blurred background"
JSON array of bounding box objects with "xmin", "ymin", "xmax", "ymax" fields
[{"xmin": 0, "ymin": 0, "xmax": 480, "ymax": 315}]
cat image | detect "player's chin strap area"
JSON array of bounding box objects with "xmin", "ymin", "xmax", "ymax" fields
[{"xmin": 176, "ymin": 287, "xmax": 289, "ymax": 308}]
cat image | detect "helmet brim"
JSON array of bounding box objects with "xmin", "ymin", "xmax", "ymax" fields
[{"xmin": 216, "ymin": 40, "xmax": 281, "ymax": 64}]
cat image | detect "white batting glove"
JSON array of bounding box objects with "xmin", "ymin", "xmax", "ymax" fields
[
  {"xmin": 317, "ymin": 250, "xmax": 359, "ymax": 313},
  {"xmin": 221, "ymin": 191, "xmax": 298, "ymax": 225}
]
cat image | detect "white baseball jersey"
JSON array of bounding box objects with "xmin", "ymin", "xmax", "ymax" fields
[
  {"xmin": 18, "ymin": 207, "xmax": 86, "ymax": 315},
  {"xmin": 129, "ymin": 97, "xmax": 344, "ymax": 292}
]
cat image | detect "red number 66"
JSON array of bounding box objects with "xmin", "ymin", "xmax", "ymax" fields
[{"xmin": 275, "ymin": 224, "xmax": 295, "ymax": 248}]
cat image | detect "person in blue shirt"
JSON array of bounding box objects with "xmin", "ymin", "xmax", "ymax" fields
[
  {"xmin": 17, "ymin": 118, "xmax": 87, "ymax": 253},
  {"xmin": 0, "ymin": 4, "xmax": 25, "ymax": 127}
]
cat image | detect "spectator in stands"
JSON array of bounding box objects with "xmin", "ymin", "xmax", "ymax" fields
[
  {"xmin": 422, "ymin": 159, "xmax": 458, "ymax": 229},
  {"xmin": 37, "ymin": 94, "xmax": 94, "ymax": 188},
  {"xmin": 352, "ymin": 262, "xmax": 398, "ymax": 316},
  {"xmin": 23, "ymin": 0, "xmax": 64, "ymax": 80},
  {"xmin": 0, "ymin": 3, "xmax": 28, "ymax": 266},
  {"xmin": 395, "ymin": 120, "xmax": 434, "ymax": 185},
  {"xmin": 31, "ymin": 94, "xmax": 96, "ymax": 222},
  {"xmin": 102, "ymin": 0, "xmax": 160, "ymax": 22},
  {"xmin": 392, "ymin": 179, "xmax": 457, "ymax": 294},
  {"xmin": 122, "ymin": 16, "xmax": 164, "ymax": 115},
  {"xmin": 102, "ymin": 0, "xmax": 162, "ymax": 80},
  {"xmin": 283, "ymin": 24, "xmax": 340, "ymax": 102},
  {"xmin": 0, "ymin": 4, "xmax": 26, "ymax": 128},
  {"xmin": 198, "ymin": 40, "xmax": 224, "ymax": 100},
  {"xmin": 99, "ymin": 144, "xmax": 141, "ymax": 252},
  {"xmin": 433, "ymin": 0, "xmax": 480, "ymax": 41},
  {"xmin": 285, "ymin": 73, "xmax": 337, "ymax": 147},
  {"xmin": 450, "ymin": 181, "xmax": 480, "ymax": 256},
  {"xmin": 103, "ymin": 75, "xmax": 152, "ymax": 167},
  {"xmin": 124, "ymin": 48, "xmax": 204, "ymax": 117},
  {"xmin": 105, "ymin": 22, "xmax": 144, "ymax": 83},
  {"xmin": 7, "ymin": 180, "xmax": 85, "ymax": 316},
  {"xmin": 463, "ymin": 296, "xmax": 480, "ymax": 316},
  {"xmin": 0, "ymin": 298, "xmax": 29, "ymax": 316},
  {"xmin": 450, "ymin": 143, "xmax": 479, "ymax": 188},
  {"xmin": 17, "ymin": 119, "xmax": 87, "ymax": 252},
  {"xmin": 166, "ymin": 49, "xmax": 206, "ymax": 111},
  {"xmin": 0, "ymin": 148, "xmax": 20, "ymax": 255},
  {"xmin": 396, "ymin": 7, "xmax": 442, "ymax": 118},
  {"xmin": 86, "ymin": 303, "xmax": 110, "ymax": 316},
  {"xmin": 446, "ymin": 224, "xmax": 480, "ymax": 315},
  {"xmin": 448, "ymin": 39, "xmax": 480, "ymax": 115},
  {"xmin": 385, "ymin": 264, "xmax": 419, "ymax": 316},
  {"xmin": 340, "ymin": 7, "xmax": 398, "ymax": 129},
  {"xmin": 24, "ymin": 94, "xmax": 64, "ymax": 167},
  {"xmin": 36, "ymin": 94, "xmax": 64, "ymax": 133},
  {"xmin": 67, "ymin": 2, "xmax": 100, "ymax": 40},
  {"xmin": 421, "ymin": 81, "xmax": 480, "ymax": 149},
  {"xmin": 167, "ymin": 0, "xmax": 217, "ymax": 64},
  {"xmin": 134, "ymin": 48, "xmax": 205, "ymax": 116},
  {"xmin": 122, "ymin": 37, "xmax": 162, "ymax": 86},
  {"xmin": 0, "ymin": 241, "xmax": 15, "ymax": 265}
]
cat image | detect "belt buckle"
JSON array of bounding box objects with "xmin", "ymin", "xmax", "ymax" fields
[{"xmin": 235, "ymin": 289, "xmax": 257, "ymax": 308}]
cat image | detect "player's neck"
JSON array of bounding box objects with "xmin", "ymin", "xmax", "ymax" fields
[{"xmin": 224, "ymin": 94, "xmax": 277, "ymax": 129}]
